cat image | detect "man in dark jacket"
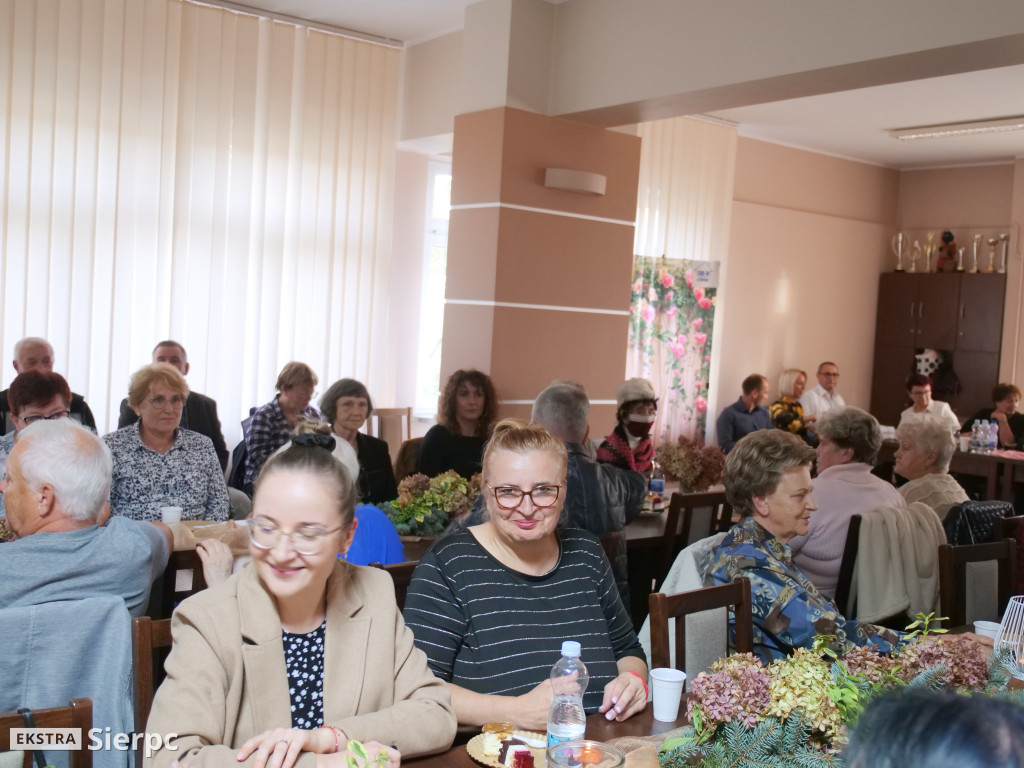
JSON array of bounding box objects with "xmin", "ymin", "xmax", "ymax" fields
[{"xmin": 1, "ymin": 337, "xmax": 96, "ymax": 433}]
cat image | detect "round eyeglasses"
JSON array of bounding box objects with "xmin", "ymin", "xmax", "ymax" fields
[
  {"xmin": 488, "ymin": 483, "xmax": 563, "ymax": 511},
  {"xmin": 248, "ymin": 517, "xmax": 344, "ymax": 555}
]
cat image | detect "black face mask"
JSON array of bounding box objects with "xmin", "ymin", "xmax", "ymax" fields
[{"xmin": 626, "ymin": 414, "xmax": 655, "ymax": 438}]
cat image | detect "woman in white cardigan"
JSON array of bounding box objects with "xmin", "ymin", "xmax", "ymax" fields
[{"xmin": 789, "ymin": 407, "xmax": 905, "ymax": 598}]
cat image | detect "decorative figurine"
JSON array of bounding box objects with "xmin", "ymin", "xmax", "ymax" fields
[
  {"xmin": 936, "ymin": 230, "xmax": 957, "ymax": 272},
  {"xmin": 956, "ymin": 247, "xmax": 965, "ymax": 272},
  {"xmin": 923, "ymin": 232, "xmax": 936, "ymax": 273},
  {"xmin": 971, "ymin": 234, "xmax": 982, "ymax": 273},
  {"xmin": 908, "ymin": 239, "xmax": 923, "ymax": 273},
  {"xmin": 999, "ymin": 234, "xmax": 1009, "ymax": 274}
]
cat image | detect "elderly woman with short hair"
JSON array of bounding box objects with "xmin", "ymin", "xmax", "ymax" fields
[
  {"xmin": 104, "ymin": 363, "xmax": 229, "ymax": 522},
  {"xmin": 895, "ymin": 416, "xmax": 968, "ymax": 521},
  {"xmin": 320, "ymin": 378, "xmax": 398, "ymax": 504},
  {"xmin": 244, "ymin": 361, "xmax": 321, "ymax": 494},
  {"xmin": 708, "ymin": 429, "xmax": 903, "ymax": 662},
  {"xmin": 788, "ymin": 407, "xmax": 905, "ymax": 597}
]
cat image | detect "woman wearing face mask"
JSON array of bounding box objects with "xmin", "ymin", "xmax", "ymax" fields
[{"xmin": 596, "ymin": 378, "xmax": 658, "ymax": 473}]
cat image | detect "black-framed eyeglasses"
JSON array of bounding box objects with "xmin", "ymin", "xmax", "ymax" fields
[
  {"xmin": 20, "ymin": 409, "xmax": 71, "ymax": 425},
  {"xmin": 487, "ymin": 483, "xmax": 563, "ymax": 510},
  {"xmin": 248, "ymin": 516, "xmax": 344, "ymax": 555},
  {"xmin": 147, "ymin": 395, "xmax": 186, "ymax": 410}
]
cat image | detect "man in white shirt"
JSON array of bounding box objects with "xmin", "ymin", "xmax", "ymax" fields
[{"xmin": 800, "ymin": 361, "xmax": 846, "ymax": 424}]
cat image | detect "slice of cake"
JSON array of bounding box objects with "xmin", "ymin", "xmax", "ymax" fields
[{"xmin": 501, "ymin": 745, "xmax": 531, "ymax": 767}]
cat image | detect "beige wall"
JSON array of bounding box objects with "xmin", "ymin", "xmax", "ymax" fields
[{"xmin": 713, "ymin": 138, "xmax": 900, "ymax": 434}]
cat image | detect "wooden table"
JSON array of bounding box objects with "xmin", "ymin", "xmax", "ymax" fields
[
  {"xmin": 949, "ymin": 449, "xmax": 1024, "ymax": 502},
  {"xmin": 406, "ymin": 702, "xmax": 688, "ymax": 766}
]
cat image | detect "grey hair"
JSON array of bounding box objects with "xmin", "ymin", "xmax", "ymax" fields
[
  {"xmin": 817, "ymin": 406, "xmax": 882, "ymax": 465},
  {"xmin": 14, "ymin": 337, "xmax": 53, "ymax": 360},
  {"xmin": 725, "ymin": 430, "xmax": 816, "ymax": 518},
  {"xmin": 15, "ymin": 419, "xmax": 111, "ymax": 523},
  {"xmin": 897, "ymin": 417, "xmax": 956, "ymax": 473},
  {"xmin": 531, "ymin": 381, "xmax": 589, "ymax": 444}
]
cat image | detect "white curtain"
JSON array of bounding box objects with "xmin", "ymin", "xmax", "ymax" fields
[
  {"xmin": 0, "ymin": 0, "xmax": 399, "ymax": 447},
  {"xmin": 630, "ymin": 116, "xmax": 736, "ymax": 443}
]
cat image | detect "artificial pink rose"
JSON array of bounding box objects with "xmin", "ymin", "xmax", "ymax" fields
[
  {"xmin": 677, "ymin": 333, "xmax": 688, "ymax": 346},
  {"xmin": 666, "ymin": 306, "xmax": 678, "ymax": 317},
  {"xmin": 632, "ymin": 278, "xmax": 643, "ymax": 293},
  {"xmin": 698, "ymin": 297, "xmax": 712, "ymax": 310},
  {"xmin": 660, "ymin": 272, "xmax": 675, "ymax": 289},
  {"xmin": 705, "ymin": 355, "xmax": 711, "ymax": 362},
  {"xmin": 695, "ymin": 332, "xmax": 707, "ymax": 346},
  {"xmin": 648, "ymin": 287, "xmax": 658, "ymax": 302},
  {"xmin": 693, "ymin": 286, "xmax": 705, "ymax": 301},
  {"xmin": 665, "ymin": 291, "xmax": 674, "ymax": 301},
  {"xmin": 693, "ymin": 318, "xmax": 703, "ymax": 329},
  {"xmin": 641, "ymin": 304, "xmax": 656, "ymax": 323},
  {"xmin": 672, "ymin": 344, "xmax": 685, "ymax": 358},
  {"xmin": 685, "ymin": 269, "xmax": 694, "ymax": 288},
  {"xmin": 696, "ymin": 396, "xmax": 707, "ymax": 412}
]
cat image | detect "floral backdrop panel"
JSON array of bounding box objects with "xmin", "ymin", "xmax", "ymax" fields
[{"xmin": 627, "ymin": 256, "xmax": 719, "ymax": 444}]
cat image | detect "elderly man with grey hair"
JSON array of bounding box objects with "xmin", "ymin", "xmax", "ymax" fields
[
  {"xmin": 0, "ymin": 336, "xmax": 96, "ymax": 433},
  {"xmin": 895, "ymin": 416, "xmax": 969, "ymax": 521},
  {"xmin": 0, "ymin": 419, "xmax": 170, "ymax": 616}
]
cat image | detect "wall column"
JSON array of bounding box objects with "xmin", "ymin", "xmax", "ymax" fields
[{"xmin": 441, "ymin": 106, "xmax": 641, "ymax": 430}]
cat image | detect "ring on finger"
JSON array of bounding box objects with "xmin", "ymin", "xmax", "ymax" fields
[{"xmin": 279, "ymin": 739, "xmax": 290, "ymax": 745}]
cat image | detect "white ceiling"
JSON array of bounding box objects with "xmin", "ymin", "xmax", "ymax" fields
[{"xmin": 213, "ymin": 0, "xmax": 1024, "ymax": 170}]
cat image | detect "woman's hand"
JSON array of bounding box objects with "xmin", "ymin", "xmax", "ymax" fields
[
  {"xmin": 237, "ymin": 727, "xmax": 332, "ymax": 768},
  {"xmin": 316, "ymin": 743, "xmax": 400, "ymax": 768},
  {"xmin": 599, "ymin": 672, "xmax": 647, "ymax": 722},
  {"xmin": 196, "ymin": 539, "xmax": 235, "ymax": 587},
  {"xmin": 511, "ymin": 679, "xmax": 555, "ymax": 731}
]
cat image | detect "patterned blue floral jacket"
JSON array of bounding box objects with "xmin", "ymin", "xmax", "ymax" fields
[{"xmin": 707, "ymin": 516, "xmax": 903, "ymax": 662}]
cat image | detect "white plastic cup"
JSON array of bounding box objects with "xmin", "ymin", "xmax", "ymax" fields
[
  {"xmin": 974, "ymin": 620, "xmax": 1001, "ymax": 640},
  {"xmin": 959, "ymin": 434, "xmax": 971, "ymax": 452},
  {"xmin": 160, "ymin": 506, "xmax": 183, "ymax": 523},
  {"xmin": 650, "ymin": 668, "xmax": 686, "ymax": 722}
]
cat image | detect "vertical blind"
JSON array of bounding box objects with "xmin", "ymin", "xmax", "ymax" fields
[{"xmin": 0, "ymin": 0, "xmax": 399, "ymax": 446}]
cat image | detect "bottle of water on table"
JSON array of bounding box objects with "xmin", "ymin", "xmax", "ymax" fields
[
  {"xmin": 546, "ymin": 640, "xmax": 588, "ymax": 749},
  {"xmin": 970, "ymin": 420, "xmax": 982, "ymax": 453},
  {"xmin": 989, "ymin": 419, "xmax": 1000, "ymax": 452}
]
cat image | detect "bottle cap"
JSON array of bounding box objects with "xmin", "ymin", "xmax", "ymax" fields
[{"xmin": 561, "ymin": 640, "xmax": 582, "ymax": 657}]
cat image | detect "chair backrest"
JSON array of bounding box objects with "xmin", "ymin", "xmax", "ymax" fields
[
  {"xmin": 648, "ymin": 578, "xmax": 753, "ymax": 672},
  {"xmin": 149, "ymin": 550, "xmax": 208, "ymax": 620},
  {"xmin": 393, "ymin": 437, "xmax": 422, "ymax": 482},
  {"xmin": 938, "ymin": 539, "xmax": 1018, "ymax": 627},
  {"xmin": 944, "ymin": 500, "xmax": 1015, "ymax": 545},
  {"xmin": 131, "ymin": 617, "xmax": 173, "ymax": 766},
  {"xmin": 0, "ymin": 699, "xmax": 93, "ymax": 768},
  {"xmin": 367, "ymin": 407, "xmax": 412, "ymax": 465},
  {"xmin": 369, "ymin": 561, "xmax": 418, "ymax": 610},
  {"xmin": 659, "ymin": 490, "xmax": 731, "ymax": 589},
  {"xmin": 833, "ymin": 514, "xmax": 862, "ymax": 618},
  {"xmin": 994, "ymin": 515, "xmax": 1024, "ymax": 593}
]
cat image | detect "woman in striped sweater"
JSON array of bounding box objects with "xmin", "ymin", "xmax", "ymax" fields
[{"xmin": 404, "ymin": 419, "xmax": 649, "ymax": 731}]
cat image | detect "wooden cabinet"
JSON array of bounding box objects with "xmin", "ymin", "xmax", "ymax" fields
[{"xmin": 870, "ymin": 273, "xmax": 1005, "ymax": 426}]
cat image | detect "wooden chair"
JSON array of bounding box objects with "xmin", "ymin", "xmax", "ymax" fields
[
  {"xmin": 367, "ymin": 407, "xmax": 413, "ymax": 466},
  {"xmin": 938, "ymin": 540, "xmax": 1018, "ymax": 627},
  {"xmin": 131, "ymin": 617, "xmax": 173, "ymax": 767},
  {"xmin": 994, "ymin": 515, "xmax": 1024, "ymax": 592},
  {"xmin": 658, "ymin": 491, "xmax": 732, "ymax": 589},
  {"xmin": 833, "ymin": 514, "xmax": 863, "ymax": 618},
  {"xmin": 0, "ymin": 699, "xmax": 93, "ymax": 768},
  {"xmin": 369, "ymin": 561, "xmax": 418, "ymax": 610},
  {"xmin": 648, "ymin": 578, "xmax": 754, "ymax": 671},
  {"xmin": 393, "ymin": 437, "xmax": 422, "ymax": 482},
  {"xmin": 148, "ymin": 549, "xmax": 208, "ymax": 619}
]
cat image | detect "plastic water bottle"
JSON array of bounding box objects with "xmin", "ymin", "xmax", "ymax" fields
[
  {"xmin": 647, "ymin": 459, "xmax": 666, "ymax": 513},
  {"xmin": 546, "ymin": 641, "xmax": 588, "ymax": 749},
  {"xmin": 989, "ymin": 419, "xmax": 1000, "ymax": 452},
  {"xmin": 970, "ymin": 420, "xmax": 982, "ymax": 454}
]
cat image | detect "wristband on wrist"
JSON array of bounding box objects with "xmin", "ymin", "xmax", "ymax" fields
[
  {"xmin": 628, "ymin": 671, "xmax": 649, "ymax": 698},
  {"xmin": 319, "ymin": 726, "xmax": 342, "ymax": 753}
]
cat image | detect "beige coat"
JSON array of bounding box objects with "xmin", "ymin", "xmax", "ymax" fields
[{"xmin": 145, "ymin": 563, "xmax": 455, "ymax": 768}]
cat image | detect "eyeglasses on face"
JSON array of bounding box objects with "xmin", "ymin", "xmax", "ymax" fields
[
  {"xmin": 488, "ymin": 483, "xmax": 563, "ymax": 510},
  {"xmin": 910, "ymin": 389, "xmax": 932, "ymax": 398},
  {"xmin": 820, "ymin": 372, "xmax": 840, "ymax": 378},
  {"xmin": 20, "ymin": 409, "xmax": 71, "ymax": 425},
  {"xmin": 248, "ymin": 516, "xmax": 343, "ymax": 555},
  {"xmin": 147, "ymin": 395, "xmax": 186, "ymax": 410}
]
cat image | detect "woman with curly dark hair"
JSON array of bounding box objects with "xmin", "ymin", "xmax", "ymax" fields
[{"xmin": 415, "ymin": 369, "xmax": 497, "ymax": 479}]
